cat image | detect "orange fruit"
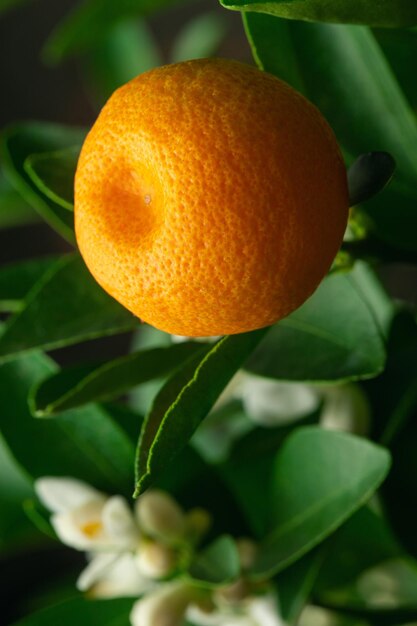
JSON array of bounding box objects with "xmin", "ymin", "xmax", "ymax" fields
[{"xmin": 75, "ymin": 58, "xmax": 349, "ymax": 337}]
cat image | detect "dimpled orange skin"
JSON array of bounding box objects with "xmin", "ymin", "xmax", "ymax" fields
[{"xmin": 75, "ymin": 58, "xmax": 349, "ymax": 337}]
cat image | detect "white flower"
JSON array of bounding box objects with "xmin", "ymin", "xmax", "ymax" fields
[
  {"xmin": 35, "ymin": 477, "xmax": 139, "ymax": 551},
  {"xmin": 130, "ymin": 582, "xmax": 200, "ymax": 626},
  {"xmin": 187, "ymin": 593, "xmax": 285, "ymax": 626},
  {"xmin": 320, "ymin": 383, "xmax": 370, "ymax": 435},
  {"xmin": 78, "ymin": 552, "xmax": 155, "ymax": 598},
  {"xmin": 136, "ymin": 489, "xmax": 186, "ymax": 543}
]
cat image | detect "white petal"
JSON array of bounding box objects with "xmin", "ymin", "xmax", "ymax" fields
[
  {"xmin": 77, "ymin": 552, "xmax": 120, "ymax": 591},
  {"xmin": 241, "ymin": 377, "xmax": 319, "ymax": 426},
  {"xmin": 130, "ymin": 582, "xmax": 196, "ymax": 626},
  {"xmin": 246, "ymin": 595, "xmax": 286, "ymax": 626},
  {"xmin": 51, "ymin": 499, "xmax": 106, "ymax": 550},
  {"xmin": 81, "ymin": 553, "xmax": 155, "ymax": 598},
  {"xmin": 102, "ymin": 496, "xmax": 140, "ymax": 548},
  {"xmin": 187, "ymin": 605, "xmax": 254, "ymax": 626},
  {"xmin": 35, "ymin": 477, "xmax": 104, "ymax": 513}
]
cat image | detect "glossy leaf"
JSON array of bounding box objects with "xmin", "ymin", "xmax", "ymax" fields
[
  {"xmin": 243, "ymin": 14, "xmax": 417, "ymax": 250},
  {"xmin": 275, "ymin": 551, "xmax": 324, "ymax": 624},
  {"xmin": 188, "ymin": 535, "xmax": 240, "ymax": 587},
  {"xmin": 0, "ymin": 123, "xmax": 86, "ymax": 242},
  {"xmin": 245, "ymin": 264, "xmax": 386, "ymax": 382},
  {"xmin": 0, "ymin": 256, "xmax": 57, "ymax": 313},
  {"xmin": 30, "ymin": 342, "xmax": 206, "ymax": 416},
  {"xmin": 221, "ymin": 0, "xmax": 417, "ymax": 27},
  {"xmin": 171, "ymin": 12, "xmax": 227, "ymax": 63},
  {"xmin": 0, "ymin": 168, "xmax": 38, "ymax": 229},
  {"xmin": 44, "ymin": 0, "xmax": 190, "ymax": 63},
  {"xmin": 12, "ymin": 597, "xmax": 133, "ymax": 626},
  {"xmin": 24, "ymin": 147, "xmax": 79, "ymax": 210},
  {"xmin": 250, "ymin": 427, "xmax": 391, "ymax": 579},
  {"xmin": 347, "ymin": 152, "xmax": 396, "ymax": 207},
  {"xmin": 134, "ymin": 328, "xmax": 268, "ymax": 496},
  {"xmin": 0, "ymin": 350, "xmax": 135, "ymax": 494},
  {"xmin": 0, "ymin": 254, "xmax": 138, "ymax": 363}
]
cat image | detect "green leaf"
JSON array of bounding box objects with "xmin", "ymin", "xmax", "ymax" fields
[
  {"xmin": 347, "ymin": 152, "xmax": 396, "ymax": 207},
  {"xmin": 134, "ymin": 328, "xmax": 268, "ymax": 496},
  {"xmin": 171, "ymin": 12, "xmax": 227, "ymax": 63},
  {"xmin": 221, "ymin": 0, "xmax": 417, "ymax": 28},
  {"xmin": 0, "ymin": 168, "xmax": 38, "ymax": 229},
  {"xmin": 30, "ymin": 342, "xmax": 206, "ymax": 416},
  {"xmin": 12, "ymin": 597, "xmax": 133, "ymax": 626},
  {"xmin": 85, "ymin": 18, "xmax": 162, "ymax": 106},
  {"xmin": 44, "ymin": 0, "xmax": 191, "ymax": 64},
  {"xmin": 0, "ymin": 123, "xmax": 86, "ymax": 242},
  {"xmin": 0, "ymin": 349, "xmax": 135, "ymax": 494},
  {"xmin": 0, "ymin": 254, "xmax": 139, "ymax": 363},
  {"xmin": 245, "ymin": 265, "xmax": 386, "ymax": 382},
  {"xmin": 250, "ymin": 427, "xmax": 391, "ymax": 579},
  {"xmin": 24, "ymin": 147, "xmax": 79, "ymax": 210},
  {"xmin": 0, "ymin": 0, "xmax": 31, "ymax": 15},
  {"xmin": 275, "ymin": 550, "xmax": 324, "ymax": 624},
  {"xmin": 188, "ymin": 535, "xmax": 240, "ymax": 587},
  {"xmin": 0, "ymin": 256, "xmax": 57, "ymax": 313},
  {"xmin": 243, "ymin": 15, "xmax": 417, "ymax": 250},
  {"xmin": 375, "ymin": 27, "xmax": 417, "ymax": 112},
  {"xmin": 315, "ymin": 507, "xmax": 401, "ymax": 593}
]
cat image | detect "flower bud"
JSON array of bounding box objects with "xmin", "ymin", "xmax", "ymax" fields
[
  {"xmin": 136, "ymin": 490, "xmax": 186, "ymax": 542},
  {"xmin": 136, "ymin": 540, "xmax": 177, "ymax": 579},
  {"xmin": 130, "ymin": 582, "xmax": 198, "ymax": 626},
  {"xmin": 185, "ymin": 508, "xmax": 212, "ymax": 543},
  {"xmin": 236, "ymin": 538, "xmax": 258, "ymax": 571}
]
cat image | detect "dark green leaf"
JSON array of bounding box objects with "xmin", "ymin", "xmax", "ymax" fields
[
  {"xmin": 347, "ymin": 152, "xmax": 396, "ymax": 206},
  {"xmin": 0, "ymin": 123, "xmax": 86, "ymax": 242},
  {"xmin": 245, "ymin": 264, "xmax": 386, "ymax": 382},
  {"xmin": 0, "ymin": 0, "xmax": 31, "ymax": 15},
  {"xmin": 315, "ymin": 507, "xmax": 401, "ymax": 593},
  {"xmin": 243, "ymin": 14, "xmax": 417, "ymax": 250},
  {"xmin": 30, "ymin": 342, "xmax": 206, "ymax": 416},
  {"xmin": 134, "ymin": 328, "xmax": 268, "ymax": 496},
  {"xmin": 0, "ymin": 256, "xmax": 57, "ymax": 313},
  {"xmin": 24, "ymin": 147, "xmax": 79, "ymax": 210},
  {"xmin": 250, "ymin": 427, "xmax": 391, "ymax": 579},
  {"xmin": 12, "ymin": 597, "xmax": 133, "ymax": 626},
  {"xmin": 375, "ymin": 27, "xmax": 417, "ymax": 112},
  {"xmin": 0, "ymin": 168, "xmax": 38, "ymax": 229},
  {"xmin": 222, "ymin": 0, "xmax": 417, "ymax": 27},
  {"xmin": 171, "ymin": 12, "xmax": 227, "ymax": 63},
  {"xmin": 44, "ymin": 0, "xmax": 191, "ymax": 63},
  {"xmin": 85, "ymin": 18, "xmax": 162, "ymax": 106},
  {"xmin": 0, "ymin": 349, "xmax": 135, "ymax": 494},
  {"xmin": 0, "ymin": 254, "xmax": 138, "ymax": 363},
  {"xmin": 188, "ymin": 535, "xmax": 240, "ymax": 587},
  {"xmin": 276, "ymin": 550, "xmax": 324, "ymax": 624}
]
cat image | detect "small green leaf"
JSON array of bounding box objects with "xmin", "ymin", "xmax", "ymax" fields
[
  {"xmin": 0, "ymin": 254, "xmax": 138, "ymax": 363},
  {"xmin": 134, "ymin": 328, "xmax": 268, "ymax": 496},
  {"xmin": 0, "ymin": 350, "xmax": 136, "ymax": 494},
  {"xmin": 0, "ymin": 256, "xmax": 57, "ymax": 313},
  {"xmin": 222, "ymin": 0, "xmax": 417, "ymax": 28},
  {"xmin": 24, "ymin": 147, "xmax": 80, "ymax": 210},
  {"xmin": 347, "ymin": 152, "xmax": 396, "ymax": 207},
  {"xmin": 245, "ymin": 265, "xmax": 386, "ymax": 382},
  {"xmin": 171, "ymin": 12, "xmax": 227, "ymax": 63},
  {"xmin": 12, "ymin": 597, "xmax": 133, "ymax": 626},
  {"xmin": 188, "ymin": 535, "xmax": 240, "ymax": 587},
  {"xmin": 0, "ymin": 123, "xmax": 86, "ymax": 242},
  {"xmin": 250, "ymin": 427, "xmax": 391, "ymax": 579},
  {"xmin": 30, "ymin": 342, "xmax": 206, "ymax": 416}
]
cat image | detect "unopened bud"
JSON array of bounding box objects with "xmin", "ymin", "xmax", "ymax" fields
[
  {"xmin": 136, "ymin": 490, "xmax": 186, "ymax": 542},
  {"xmin": 216, "ymin": 578, "xmax": 251, "ymax": 603},
  {"xmin": 130, "ymin": 582, "xmax": 198, "ymax": 626},
  {"xmin": 136, "ymin": 539, "xmax": 177, "ymax": 579},
  {"xmin": 185, "ymin": 508, "xmax": 212, "ymax": 543},
  {"xmin": 236, "ymin": 538, "xmax": 258, "ymax": 571}
]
